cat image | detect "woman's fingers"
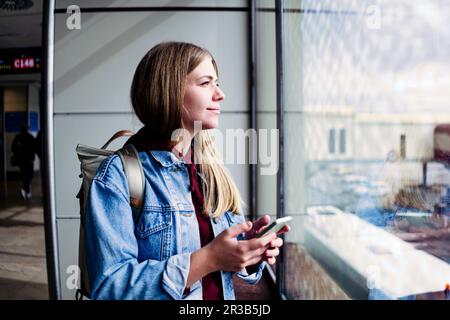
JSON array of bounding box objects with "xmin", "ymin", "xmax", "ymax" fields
[
  {"xmin": 244, "ymin": 244, "xmax": 272, "ymax": 261},
  {"xmin": 269, "ymin": 237, "xmax": 283, "ymax": 248},
  {"xmin": 264, "ymin": 247, "xmax": 279, "ymax": 258},
  {"xmin": 233, "ymin": 234, "xmax": 285, "ymax": 269},
  {"xmin": 276, "ymin": 225, "xmax": 291, "ymax": 235},
  {"xmin": 251, "ymin": 215, "xmax": 271, "ymax": 233},
  {"xmin": 245, "ymin": 237, "xmax": 282, "ymax": 261},
  {"xmin": 246, "ymin": 245, "xmax": 282, "ymax": 264},
  {"xmin": 244, "ymin": 232, "xmax": 277, "ymax": 251},
  {"xmin": 245, "ymin": 215, "xmax": 271, "ymax": 239},
  {"xmin": 262, "ymin": 237, "xmax": 284, "ymax": 263}
]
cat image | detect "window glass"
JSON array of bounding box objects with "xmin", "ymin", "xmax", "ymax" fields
[{"xmin": 267, "ymin": 0, "xmax": 450, "ymax": 299}]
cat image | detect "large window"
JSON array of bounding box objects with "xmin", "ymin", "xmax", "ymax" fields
[{"xmin": 257, "ymin": 0, "xmax": 450, "ymax": 299}]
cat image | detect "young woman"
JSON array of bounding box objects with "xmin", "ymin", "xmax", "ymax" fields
[{"xmin": 84, "ymin": 42, "xmax": 289, "ymax": 300}]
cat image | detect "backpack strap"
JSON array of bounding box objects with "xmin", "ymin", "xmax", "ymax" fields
[
  {"xmin": 116, "ymin": 144, "xmax": 145, "ymax": 215},
  {"xmin": 102, "ymin": 130, "xmax": 135, "ymax": 149}
]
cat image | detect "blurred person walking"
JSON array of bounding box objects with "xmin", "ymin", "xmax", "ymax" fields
[{"xmin": 11, "ymin": 123, "xmax": 36, "ymax": 200}]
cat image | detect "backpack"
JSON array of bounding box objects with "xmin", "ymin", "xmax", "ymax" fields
[{"xmin": 75, "ymin": 130, "xmax": 145, "ymax": 300}]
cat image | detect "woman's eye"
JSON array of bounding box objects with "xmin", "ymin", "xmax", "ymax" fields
[{"xmin": 200, "ymin": 81, "xmax": 219, "ymax": 87}]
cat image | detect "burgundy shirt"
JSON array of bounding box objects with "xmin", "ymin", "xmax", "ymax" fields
[
  {"xmin": 185, "ymin": 156, "xmax": 223, "ymax": 300},
  {"xmin": 126, "ymin": 128, "xmax": 223, "ymax": 300}
]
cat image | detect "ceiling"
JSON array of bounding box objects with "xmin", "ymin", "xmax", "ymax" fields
[{"xmin": 0, "ymin": 0, "xmax": 42, "ymax": 49}]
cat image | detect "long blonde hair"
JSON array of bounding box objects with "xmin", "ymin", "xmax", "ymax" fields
[{"xmin": 130, "ymin": 42, "xmax": 243, "ymax": 218}]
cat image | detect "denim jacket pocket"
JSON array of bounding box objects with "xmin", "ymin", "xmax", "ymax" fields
[
  {"xmin": 136, "ymin": 206, "xmax": 173, "ymax": 261},
  {"xmin": 137, "ymin": 206, "xmax": 172, "ymax": 238}
]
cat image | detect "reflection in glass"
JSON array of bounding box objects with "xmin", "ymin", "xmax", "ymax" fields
[{"xmin": 276, "ymin": 0, "xmax": 450, "ymax": 300}]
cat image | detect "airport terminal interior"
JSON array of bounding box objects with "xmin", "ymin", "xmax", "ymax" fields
[{"xmin": 1, "ymin": 0, "xmax": 449, "ymax": 300}]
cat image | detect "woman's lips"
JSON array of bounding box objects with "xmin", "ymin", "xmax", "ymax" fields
[{"xmin": 207, "ymin": 108, "xmax": 221, "ymax": 114}]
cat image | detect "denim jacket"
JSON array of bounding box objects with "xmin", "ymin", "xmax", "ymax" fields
[{"xmin": 83, "ymin": 149, "xmax": 266, "ymax": 300}]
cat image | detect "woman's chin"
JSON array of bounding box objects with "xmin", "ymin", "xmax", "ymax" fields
[{"xmin": 202, "ymin": 121, "xmax": 219, "ymax": 130}]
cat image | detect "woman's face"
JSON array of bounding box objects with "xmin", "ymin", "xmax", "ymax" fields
[{"xmin": 182, "ymin": 57, "xmax": 225, "ymax": 134}]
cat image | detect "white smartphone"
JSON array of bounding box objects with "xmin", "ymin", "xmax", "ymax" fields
[{"xmin": 256, "ymin": 216, "xmax": 292, "ymax": 238}]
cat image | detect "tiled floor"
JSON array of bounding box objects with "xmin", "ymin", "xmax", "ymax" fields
[{"xmin": 0, "ymin": 176, "xmax": 48, "ymax": 299}]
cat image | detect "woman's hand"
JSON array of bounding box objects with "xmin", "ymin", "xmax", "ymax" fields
[
  {"xmin": 262, "ymin": 236, "xmax": 284, "ymax": 265},
  {"xmin": 246, "ymin": 215, "xmax": 291, "ymax": 265},
  {"xmin": 205, "ymin": 221, "xmax": 277, "ymax": 272},
  {"xmin": 245, "ymin": 215, "xmax": 290, "ymax": 239}
]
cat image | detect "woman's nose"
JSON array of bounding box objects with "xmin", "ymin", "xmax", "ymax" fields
[{"xmin": 213, "ymin": 86, "xmax": 225, "ymax": 102}]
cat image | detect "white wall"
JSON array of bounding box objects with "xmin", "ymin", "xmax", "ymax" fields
[{"xmin": 52, "ymin": 2, "xmax": 250, "ymax": 299}]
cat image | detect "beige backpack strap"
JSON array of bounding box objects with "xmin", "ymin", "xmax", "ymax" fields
[{"xmin": 116, "ymin": 144, "xmax": 145, "ymax": 214}]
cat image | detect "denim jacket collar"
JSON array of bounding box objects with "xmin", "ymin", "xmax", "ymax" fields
[
  {"xmin": 149, "ymin": 149, "xmax": 210, "ymax": 203},
  {"xmin": 149, "ymin": 150, "xmax": 186, "ymax": 167}
]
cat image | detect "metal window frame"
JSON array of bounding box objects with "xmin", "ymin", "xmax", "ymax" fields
[
  {"xmin": 42, "ymin": 0, "xmax": 60, "ymax": 300},
  {"xmin": 249, "ymin": 0, "xmax": 257, "ymax": 221},
  {"xmin": 251, "ymin": 0, "xmax": 287, "ymax": 300},
  {"xmin": 275, "ymin": 0, "xmax": 287, "ymax": 300}
]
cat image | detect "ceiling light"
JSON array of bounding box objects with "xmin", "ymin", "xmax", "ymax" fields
[{"xmin": 0, "ymin": 0, "xmax": 34, "ymax": 11}]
